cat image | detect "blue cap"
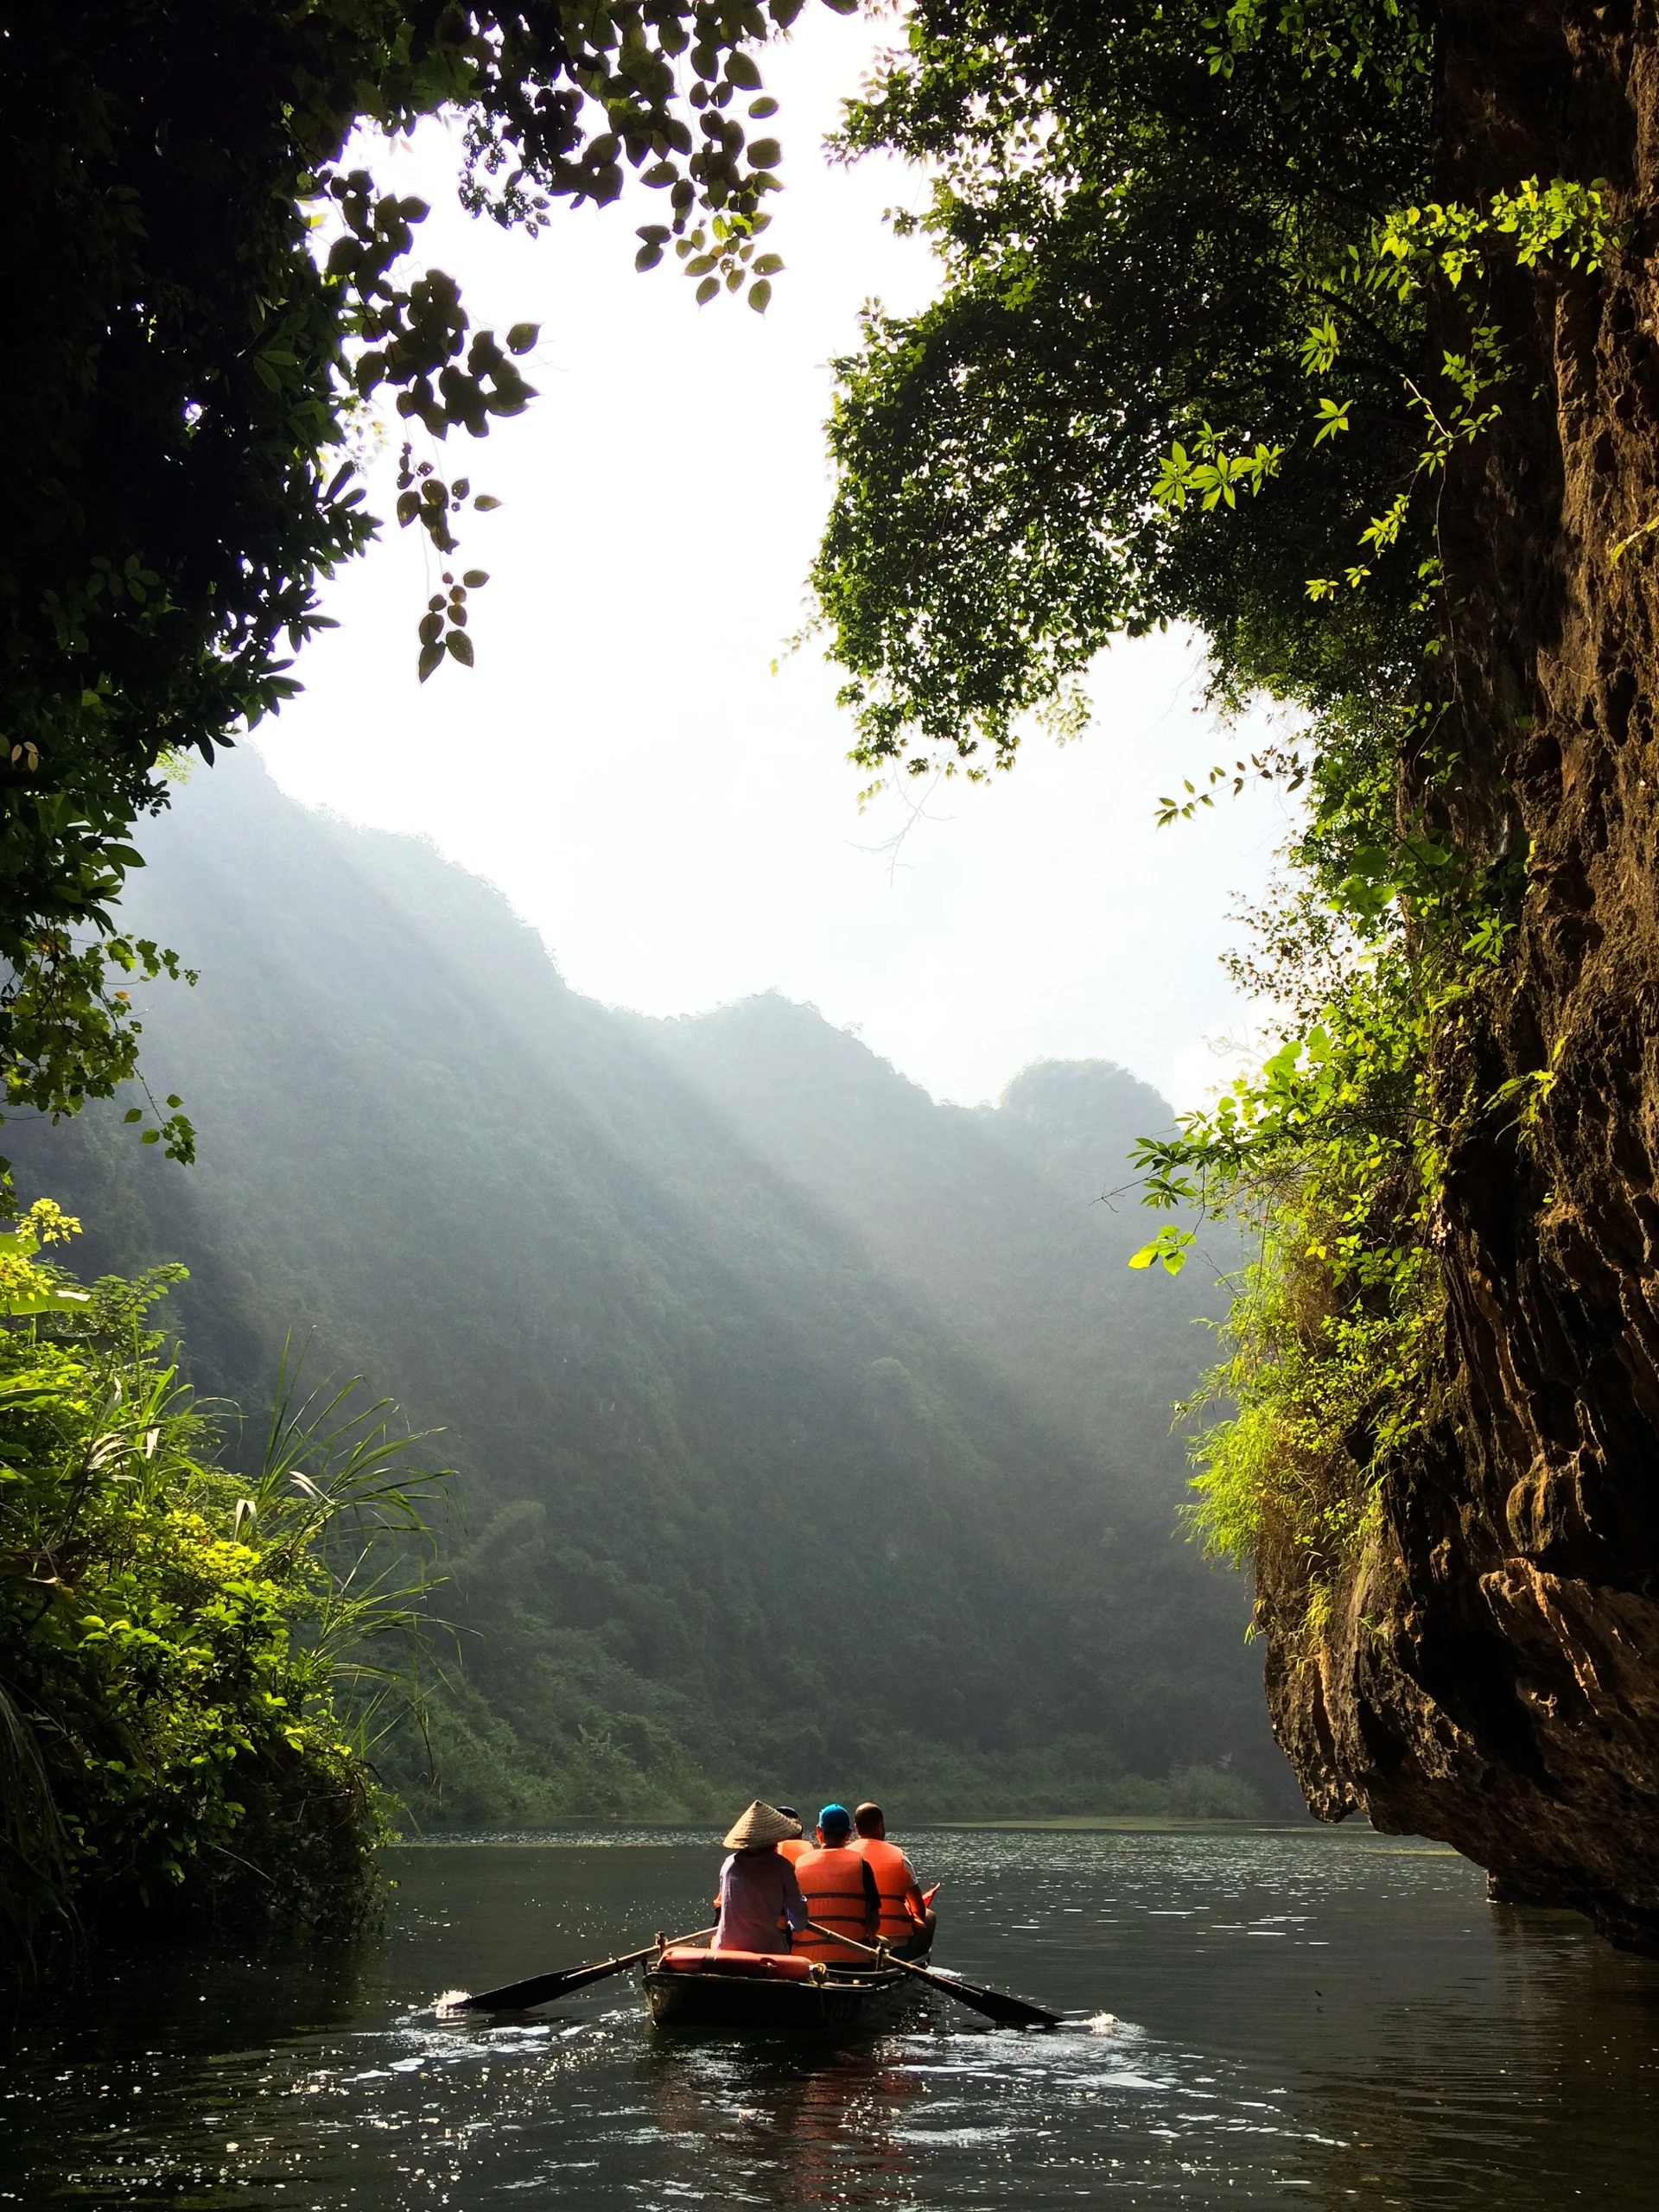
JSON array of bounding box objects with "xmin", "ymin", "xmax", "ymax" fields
[{"xmin": 818, "ymin": 1802, "xmax": 852, "ymax": 1835}]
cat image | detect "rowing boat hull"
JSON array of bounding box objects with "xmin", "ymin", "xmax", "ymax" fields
[{"xmin": 643, "ymin": 1958, "xmax": 927, "ymax": 2033}]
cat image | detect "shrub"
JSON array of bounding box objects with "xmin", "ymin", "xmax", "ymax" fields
[{"xmin": 0, "ymin": 1203, "xmax": 443, "ymax": 1966}]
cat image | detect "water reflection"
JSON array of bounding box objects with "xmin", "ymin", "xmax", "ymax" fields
[
  {"xmin": 3, "ymin": 1828, "xmax": 1657, "ymax": 2209},
  {"xmin": 645, "ymin": 2032, "xmax": 931, "ymax": 2207},
  {"xmin": 1279, "ymin": 1897, "xmax": 1659, "ymax": 2209}
]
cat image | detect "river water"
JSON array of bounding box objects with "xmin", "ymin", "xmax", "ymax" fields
[{"xmin": 4, "ymin": 1825, "xmax": 1657, "ymax": 2209}]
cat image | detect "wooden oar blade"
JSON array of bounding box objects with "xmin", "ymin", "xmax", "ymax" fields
[
  {"xmin": 800, "ymin": 1919, "xmax": 1061, "ymax": 2031},
  {"xmin": 454, "ymin": 1952, "xmax": 636, "ymax": 2012},
  {"xmin": 451, "ymin": 1924, "xmax": 716, "ymax": 2013},
  {"xmin": 938, "ymin": 1974, "xmax": 1063, "ymax": 2031}
]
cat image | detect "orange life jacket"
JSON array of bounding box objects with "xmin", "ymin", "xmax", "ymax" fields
[
  {"xmin": 792, "ymin": 1843, "xmax": 878, "ymax": 1961},
  {"xmin": 854, "ymin": 1837, "xmax": 925, "ymax": 1944},
  {"xmin": 777, "ymin": 1837, "xmax": 807, "ymax": 1866}
]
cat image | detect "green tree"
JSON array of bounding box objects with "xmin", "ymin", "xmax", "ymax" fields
[
  {"xmin": 2, "ymin": 0, "xmax": 848, "ymax": 1170},
  {"xmin": 813, "ymin": 0, "xmax": 1433, "ymax": 779}
]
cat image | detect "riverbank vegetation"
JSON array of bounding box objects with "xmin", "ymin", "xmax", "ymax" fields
[
  {"xmin": 0, "ymin": 1203, "xmax": 443, "ymax": 1968},
  {"xmin": 1150, "ymin": 703, "xmax": 1453, "ymax": 1645}
]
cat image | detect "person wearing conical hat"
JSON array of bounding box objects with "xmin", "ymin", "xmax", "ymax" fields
[{"xmin": 711, "ymin": 1800, "xmax": 810, "ymax": 1955}]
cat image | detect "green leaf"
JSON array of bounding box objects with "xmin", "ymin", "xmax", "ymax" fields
[
  {"xmin": 474, "ymin": 493, "xmax": 502, "ymax": 511},
  {"xmin": 3, "ymin": 1286, "xmax": 93, "ymax": 1317},
  {"xmin": 123, "ymin": 1107, "xmax": 143, "ymax": 1123},
  {"xmin": 1128, "ymin": 1227, "xmax": 1194, "ymax": 1277},
  {"xmin": 505, "ymin": 322, "xmax": 539, "ymax": 355},
  {"xmin": 461, "ymin": 569, "xmax": 488, "ymax": 588},
  {"xmin": 418, "ymin": 641, "xmax": 445, "ymax": 683},
  {"xmin": 445, "ymin": 628, "xmax": 474, "ymax": 666},
  {"xmin": 696, "ymin": 276, "xmax": 719, "ymax": 305},
  {"xmin": 748, "ymin": 278, "xmax": 772, "ymax": 314}
]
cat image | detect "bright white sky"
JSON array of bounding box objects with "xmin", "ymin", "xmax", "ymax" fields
[{"xmin": 253, "ymin": 7, "xmax": 1294, "ymax": 1111}]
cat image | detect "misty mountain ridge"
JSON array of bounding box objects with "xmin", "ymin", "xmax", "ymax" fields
[{"xmin": 4, "ymin": 755, "xmax": 1290, "ymax": 1821}]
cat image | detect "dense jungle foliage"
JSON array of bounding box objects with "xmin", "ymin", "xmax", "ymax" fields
[
  {"xmin": 1, "ymin": 0, "xmax": 849, "ymax": 1168},
  {"xmin": 0, "ymin": 1200, "xmax": 443, "ymax": 1965},
  {"xmin": 6, "ymin": 759, "xmax": 1286, "ymax": 1829},
  {"xmin": 812, "ymin": 0, "xmax": 1614, "ymax": 1647}
]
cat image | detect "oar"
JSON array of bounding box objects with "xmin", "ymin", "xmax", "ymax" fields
[
  {"xmin": 803, "ymin": 1921, "xmax": 1062, "ymax": 2030},
  {"xmin": 453, "ymin": 1924, "xmax": 716, "ymax": 2012}
]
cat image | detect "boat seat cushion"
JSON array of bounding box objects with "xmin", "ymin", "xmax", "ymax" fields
[{"xmin": 660, "ymin": 1946, "xmax": 813, "ymax": 1980}]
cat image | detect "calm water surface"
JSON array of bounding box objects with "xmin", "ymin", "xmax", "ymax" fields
[{"xmin": 4, "ymin": 1827, "xmax": 1657, "ymax": 2209}]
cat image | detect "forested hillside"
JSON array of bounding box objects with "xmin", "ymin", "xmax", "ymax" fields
[
  {"xmin": 653, "ymin": 1002, "xmax": 1218, "ymax": 1465},
  {"xmin": 5, "ymin": 758, "xmax": 1289, "ymax": 1822}
]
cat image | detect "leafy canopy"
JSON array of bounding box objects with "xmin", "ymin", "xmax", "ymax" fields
[{"xmin": 812, "ymin": 0, "xmax": 1434, "ymax": 784}]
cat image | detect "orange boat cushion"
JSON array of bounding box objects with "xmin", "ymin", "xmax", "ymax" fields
[{"xmin": 659, "ymin": 1947, "xmax": 813, "ymax": 1980}]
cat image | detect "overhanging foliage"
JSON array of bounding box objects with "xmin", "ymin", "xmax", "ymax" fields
[
  {"xmin": 2, "ymin": 0, "xmax": 851, "ymax": 1173},
  {"xmin": 812, "ymin": 0, "xmax": 1433, "ymax": 781}
]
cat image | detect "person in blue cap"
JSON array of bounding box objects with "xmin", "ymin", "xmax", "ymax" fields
[{"xmin": 792, "ymin": 1802, "xmax": 880, "ymax": 1962}]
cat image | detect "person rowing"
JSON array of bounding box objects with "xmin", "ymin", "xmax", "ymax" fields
[
  {"xmin": 791, "ymin": 1802, "xmax": 880, "ymax": 1962},
  {"xmin": 853, "ymin": 1800, "xmax": 936, "ymax": 1959},
  {"xmin": 712, "ymin": 1800, "xmax": 810, "ymax": 1955}
]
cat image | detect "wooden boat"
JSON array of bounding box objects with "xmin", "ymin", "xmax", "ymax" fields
[{"xmin": 643, "ymin": 1941, "xmax": 934, "ymax": 2033}]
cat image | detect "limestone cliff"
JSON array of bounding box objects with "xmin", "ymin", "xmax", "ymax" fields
[{"xmin": 1261, "ymin": 2, "xmax": 1659, "ymax": 1948}]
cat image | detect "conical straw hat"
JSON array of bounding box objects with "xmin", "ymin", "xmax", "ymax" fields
[{"xmin": 723, "ymin": 1799, "xmax": 803, "ymax": 1850}]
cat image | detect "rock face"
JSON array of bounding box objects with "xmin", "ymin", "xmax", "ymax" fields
[{"xmin": 1261, "ymin": 3, "xmax": 1659, "ymax": 1948}]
